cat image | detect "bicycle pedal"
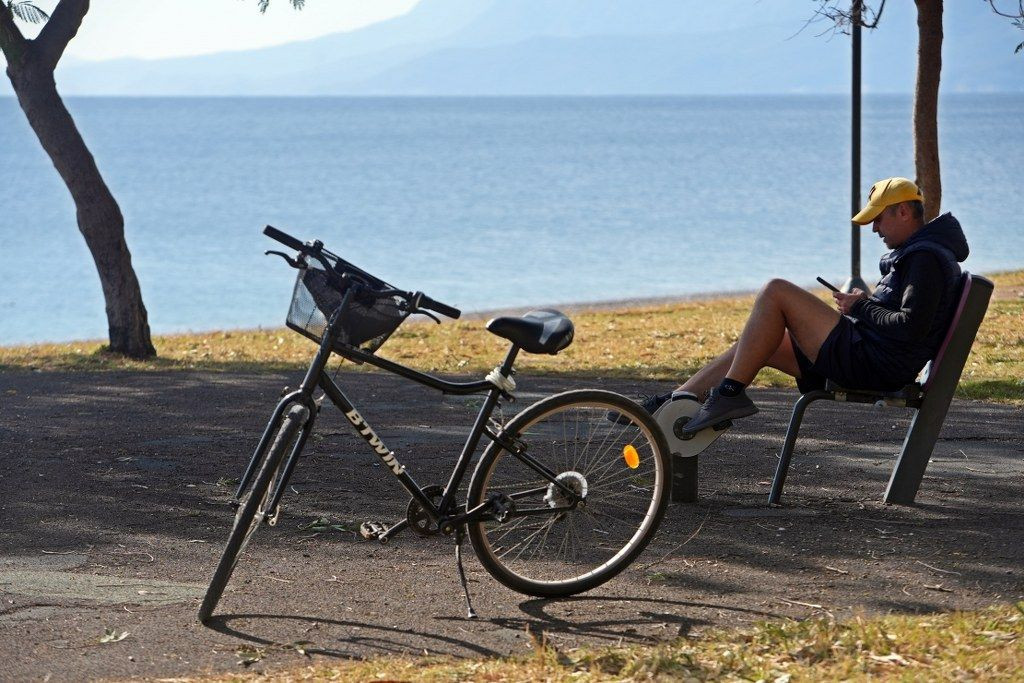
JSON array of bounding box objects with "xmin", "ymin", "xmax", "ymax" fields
[{"xmin": 359, "ymin": 521, "xmax": 387, "ymax": 540}]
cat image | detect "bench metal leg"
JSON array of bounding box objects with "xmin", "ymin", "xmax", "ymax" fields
[
  {"xmin": 671, "ymin": 454, "xmax": 698, "ymax": 503},
  {"xmin": 884, "ymin": 397, "xmax": 949, "ymax": 505},
  {"xmin": 769, "ymin": 390, "xmax": 832, "ymax": 505}
]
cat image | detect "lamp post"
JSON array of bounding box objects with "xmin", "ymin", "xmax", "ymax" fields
[{"xmin": 843, "ymin": 0, "xmax": 871, "ymax": 294}]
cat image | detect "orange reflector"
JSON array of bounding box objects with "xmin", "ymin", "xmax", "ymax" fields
[{"xmin": 622, "ymin": 444, "xmax": 640, "ymax": 469}]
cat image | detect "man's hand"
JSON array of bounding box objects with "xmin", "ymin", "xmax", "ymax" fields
[{"xmin": 833, "ymin": 288, "xmax": 867, "ymax": 314}]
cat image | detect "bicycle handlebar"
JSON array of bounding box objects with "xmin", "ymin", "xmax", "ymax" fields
[
  {"xmin": 262, "ymin": 225, "xmax": 462, "ymax": 319},
  {"xmin": 263, "ymin": 225, "xmax": 306, "ymax": 252},
  {"xmin": 418, "ymin": 293, "xmax": 461, "ymax": 319}
]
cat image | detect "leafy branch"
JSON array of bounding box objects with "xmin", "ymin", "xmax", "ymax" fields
[
  {"xmin": 257, "ymin": 0, "xmax": 306, "ymax": 14},
  {"xmin": 6, "ymin": 0, "xmax": 49, "ymax": 24}
]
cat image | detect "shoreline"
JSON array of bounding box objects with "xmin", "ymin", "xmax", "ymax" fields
[
  {"xmin": 458, "ymin": 286, "xmax": 761, "ymax": 321},
  {"xmin": 0, "ymin": 285, "xmax": 765, "ymax": 348},
  {"xmin": 3, "ymin": 268, "xmax": 1021, "ymax": 349}
]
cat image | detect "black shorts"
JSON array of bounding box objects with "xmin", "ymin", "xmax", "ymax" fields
[{"xmin": 792, "ymin": 316, "xmax": 909, "ymax": 393}]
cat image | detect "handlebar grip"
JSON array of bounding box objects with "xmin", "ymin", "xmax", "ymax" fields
[
  {"xmin": 419, "ymin": 294, "xmax": 461, "ymax": 319},
  {"xmin": 263, "ymin": 225, "xmax": 306, "ymax": 252}
]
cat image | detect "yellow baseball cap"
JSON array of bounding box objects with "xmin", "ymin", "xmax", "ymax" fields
[{"xmin": 852, "ymin": 177, "xmax": 924, "ymax": 224}]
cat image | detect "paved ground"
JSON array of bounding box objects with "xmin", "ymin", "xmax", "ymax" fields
[{"xmin": 0, "ymin": 369, "xmax": 1021, "ymax": 681}]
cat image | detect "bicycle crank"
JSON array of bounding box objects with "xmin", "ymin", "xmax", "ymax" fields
[
  {"xmin": 653, "ymin": 394, "xmax": 731, "ymax": 459},
  {"xmin": 407, "ymin": 485, "xmax": 445, "ymax": 537}
]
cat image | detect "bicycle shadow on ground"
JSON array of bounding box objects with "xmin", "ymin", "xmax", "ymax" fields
[
  {"xmin": 464, "ymin": 595, "xmax": 779, "ymax": 643},
  {"xmin": 202, "ymin": 612, "xmax": 504, "ymax": 659},
  {"xmin": 199, "ymin": 592, "xmax": 783, "ymax": 659}
]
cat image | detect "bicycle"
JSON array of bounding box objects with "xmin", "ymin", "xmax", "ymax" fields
[{"xmin": 198, "ymin": 226, "xmax": 672, "ymax": 623}]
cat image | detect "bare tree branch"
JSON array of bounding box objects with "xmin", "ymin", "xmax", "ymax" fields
[
  {"xmin": 0, "ymin": 1, "xmax": 29, "ymax": 66},
  {"xmin": 984, "ymin": 0, "xmax": 1024, "ymax": 53},
  {"xmin": 791, "ymin": 0, "xmax": 888, "ymax": 40},
  {"xmin": 984, "ymin": 0, "xmax": 1024, "ymax": 19},
  {"xmin": 809, "ymin": 0, "xmax": 888, "ymax": 36},
  {"xmin": 33, "ymin": 0, "xmax": 89, "ymax": 70}
]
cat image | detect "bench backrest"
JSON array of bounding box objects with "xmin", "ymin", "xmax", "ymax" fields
[{"xmin": 919, "ymin": 272, "xmax": 994, "ymax": 393}]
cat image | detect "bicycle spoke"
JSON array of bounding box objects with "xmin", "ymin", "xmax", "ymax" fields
[
  {"xmin": 503, "ymin": 518, "xmax": 557, "ymax": 563},
  {"xmin": 472, "ymin": 394, "xmax": 667, "ymax": 592},
  {"xmin": 589, "ymin": 466, "xmax": 658, "ymax": 493}
]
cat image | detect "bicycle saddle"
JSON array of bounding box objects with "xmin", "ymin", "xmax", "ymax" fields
[{"xmin": 486, "ymin": 309, "xmax": 574, "ymax": 355}]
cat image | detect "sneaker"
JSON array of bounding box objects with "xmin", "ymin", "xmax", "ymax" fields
[
  {"xmin": 606, "ymin": 390, "xmax": 696, "ymax": 425},
  {"xmin": 680, "ymin": 387, "xmax": 758, "ymax": 434}
]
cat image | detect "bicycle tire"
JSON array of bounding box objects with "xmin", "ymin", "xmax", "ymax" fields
[
  {"xmin": 198, "ymin": 404, "xmax": 309, "ymax": 623},
  {"xmin": 467, "ymin": 390, "xmax": 670, "ymax": 597}
]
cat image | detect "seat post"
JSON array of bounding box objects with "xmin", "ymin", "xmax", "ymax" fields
[{"xmin": 498, "ymin": 344, "xmax": 520, "ymax": 378}]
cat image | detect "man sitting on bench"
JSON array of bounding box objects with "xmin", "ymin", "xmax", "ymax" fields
[{"xmin": 638, "ymin": 177, "xmax": 970, "ymax": 434}]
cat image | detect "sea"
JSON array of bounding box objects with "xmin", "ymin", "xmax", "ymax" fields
[{"xmin": 1, "ymin": 95, "xmax": 1021, "ymax": 345}]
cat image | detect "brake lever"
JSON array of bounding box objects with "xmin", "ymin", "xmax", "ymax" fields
[
  {"xmin": 265, "ymin": 250, "xmax": 301, "ymax": 268},
  {"xmin": 415, "ymin": 309, "xmax": 442, "ymax": 324},
  {"xmin": 406, "ymin": 292, "xmax": 441, "ymax": 324}
]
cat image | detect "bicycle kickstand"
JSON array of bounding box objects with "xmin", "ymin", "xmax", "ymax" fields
[{"xmin": 454, "ymin": 526, "xmax": 478, "ymax": 619}]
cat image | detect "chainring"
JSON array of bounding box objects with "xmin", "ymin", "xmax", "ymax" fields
[{"xmin": 406, "ymin": 484, "xmax": 445, "ymax": 537}]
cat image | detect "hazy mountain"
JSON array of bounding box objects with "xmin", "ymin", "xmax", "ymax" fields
[
  {"xmin": 45, "ymin": 0, "xmax": 488, "ymax": 96},
  {"xmin": 3, "ymin": 0, "xmax": 1020, "ymax": 95}
]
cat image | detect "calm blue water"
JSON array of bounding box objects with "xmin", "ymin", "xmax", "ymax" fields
[{"xmin": 1, "ymin": 95, "xmax": 1021, "ymax": 344}]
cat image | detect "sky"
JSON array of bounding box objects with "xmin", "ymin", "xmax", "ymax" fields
[{"xmin": 20, "ymin": 0, "xmax": 419, "ymax": 62}]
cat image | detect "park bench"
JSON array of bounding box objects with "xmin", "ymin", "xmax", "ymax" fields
[
  {"xmin": 669, "ymin": 272, "xmax": 993, "ymax": 506},
  {"xmin": 768, "ymin": 272, "xmax": 993, "ymax": 505}
]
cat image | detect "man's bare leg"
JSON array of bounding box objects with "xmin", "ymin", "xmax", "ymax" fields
[
  {"xmin": 726, "ymin": 279, "xmax": 839, "ymax": 384},
  {"xmin": 678, "ymin": 346, "xmax": 734, "ymax": 398},
  {"xmin": 680, "ymin": 280, "xmax": 839, "ymax": 433},
  {"xmin": 679, "ymin": 330, "xmax": 805, "ymax": 399}
]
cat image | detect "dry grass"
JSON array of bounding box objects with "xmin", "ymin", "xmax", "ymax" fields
[
  {"xmin": 180, "ymin": 602, "xmax": 1024, "ymax": 682},
  {"xmin": 3, "ymin": 271, "xmax": 1021, "ymax": 402}
]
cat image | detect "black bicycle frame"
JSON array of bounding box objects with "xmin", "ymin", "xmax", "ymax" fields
[{"xmin": 234, "ymin": 284, "xmax": 580, "ymax": 530}]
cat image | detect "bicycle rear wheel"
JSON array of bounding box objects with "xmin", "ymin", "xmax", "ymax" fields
[
  {"xmin": 198, "ymin": 404, "xmax": 309, "ymax": 623},
  {"xmin": 467, "ymin": 390, "xmax": 670, "ymax": 597}
]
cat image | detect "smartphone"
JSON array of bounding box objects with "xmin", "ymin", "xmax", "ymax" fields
[{"xmin": 816, "ymin": 276, "xmax": 841, "ymax": 293}]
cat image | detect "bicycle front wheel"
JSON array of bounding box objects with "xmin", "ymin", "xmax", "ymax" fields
[
  {"xmin": 467, "ymin": 390, "xmax": 670, "ymax": 597},
  {"xmin": 198, "ymin": 403, "xmax": 309, "ymax": 623}
]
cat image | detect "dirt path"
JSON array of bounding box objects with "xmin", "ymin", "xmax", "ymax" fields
[{"xmin": 1, "ymin": 370, "xmax": 1021, "ymax": 681}]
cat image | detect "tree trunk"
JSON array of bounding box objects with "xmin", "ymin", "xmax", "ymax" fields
[
  {"xmin": 7, "ymin": 64, "xmax": 155, "ymax": 357},
  {"xmin": 914, "ymin": 0, "xmax": 943, "ymax": 221}
]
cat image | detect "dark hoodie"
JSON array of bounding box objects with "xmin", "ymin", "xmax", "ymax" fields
[{"xmin": 850, "ymin": 212, "xmax": 970, "ymax": 381}]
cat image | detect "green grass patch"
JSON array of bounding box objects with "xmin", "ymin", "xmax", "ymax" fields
[
  {"xmin": 3, "ymin": 271, "xmax": 1021, "ymax": 403},
  {"xmin": 190, "ymin": 602, "xmax": 1024, "ymax": 681}
]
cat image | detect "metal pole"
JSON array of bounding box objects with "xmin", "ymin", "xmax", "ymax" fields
[{"xmin": 844, "ymin": 1, "xmax": 870, "ymax": 294}]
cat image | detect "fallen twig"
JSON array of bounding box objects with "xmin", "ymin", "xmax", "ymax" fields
[
  {"xmin": 41, "ymin": 547, "xmax": 93, "ymax": 555},
  {"xmin": 924, "ymin": 583, "xmax": 954, "ymax": 593},
  {"xmin": 916, "ymin": 560, "xmax": 962, "ymax": 576},
  {"xmin": 780, "ymin": 597, "xmax": 825, "ymax": 609}
]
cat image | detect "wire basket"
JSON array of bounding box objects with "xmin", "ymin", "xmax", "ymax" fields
[{"xmin": 285, "ymin": 254, "xmax": 408, "ymax": 354}]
